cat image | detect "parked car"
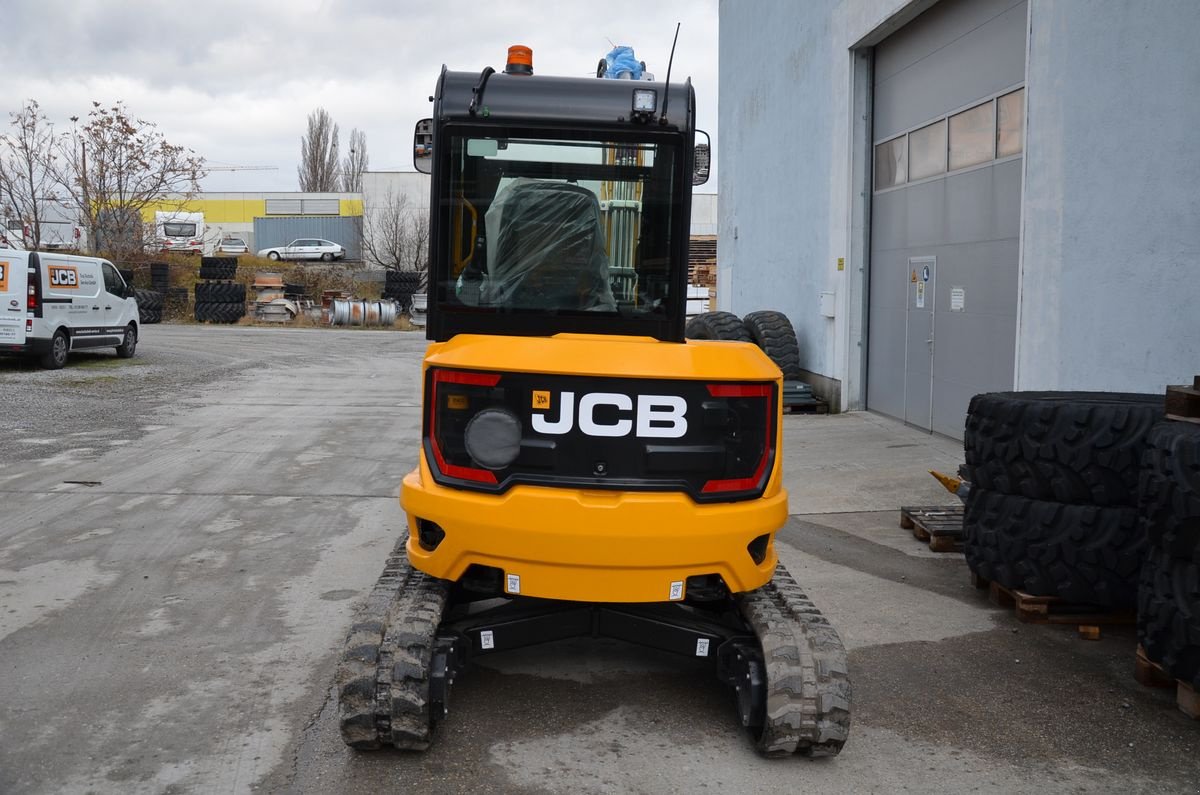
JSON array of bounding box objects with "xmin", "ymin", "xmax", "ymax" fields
[
  {"xmin": 256, "ymin": 238, "xmax": 346, "ymax": 262},
  {"xmin": 217, "ymin": 237, "xmax": 249, "ymax": 255}
]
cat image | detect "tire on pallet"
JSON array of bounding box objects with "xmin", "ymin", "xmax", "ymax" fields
[
  {"xmin": 1137, "ymin": 545, "xmax": 1200, "ymax": 687},
  {"xmin": 1138, "ymin": 422, "xmax": 1200, "ymax": 561},
  {"xmin": 963, "ymin": 487, "xmax": 1145, "ymax": 608},
  {"xmin": 964, "ymin": 392, "xmax": 1164, "ymax": 506},
  {"xmin": 685, "ymin": 311, "xmax": 751, "ymax": 342},
  {"xmin": 198, "ymin": 263, "xmax": 237, "ymax": 280},
  {"xmin": 194, "ymin": 301, "xmax": 245, "ymax": 324},
  {"xmin": 195, "ymin": 282, "xmax": 246, "ymax": 303},
  {"xmin": 134, "ymin": 288, "xmax": 164, "ymax": 312},
  {"xmin": 741, "ymin": 310, "xmax": 803, "ymax": 380}
]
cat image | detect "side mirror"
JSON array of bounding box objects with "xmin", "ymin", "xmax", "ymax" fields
[
  {"xmin": 413, "ymin": 118, "xmax": 433, "ymax": 174},
  {"xmin": 693, "ymin": 130, "xmax": 711, "ymax": 186}
]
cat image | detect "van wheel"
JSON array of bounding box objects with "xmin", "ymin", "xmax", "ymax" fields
[
  {"xmin": 41, "ymin": 330, "xmax": 69, "ymax": 369},
  {"xmin": 116, "ymin": 325, "xmax": 137, "ymax": 359}
]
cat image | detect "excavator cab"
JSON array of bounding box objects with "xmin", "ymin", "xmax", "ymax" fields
[{"xmin": 338, "ymin": 48, "xmax": 850, "ymax": 758}]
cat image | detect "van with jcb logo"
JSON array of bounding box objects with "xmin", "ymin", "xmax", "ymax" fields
[{"xmin": 0, "ymin": 249, "xmax": 139, "ymax": 369}]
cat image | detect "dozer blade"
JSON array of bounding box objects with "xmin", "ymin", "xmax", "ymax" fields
[{"xmin": 734, "ymin": 563, "xmax": 852, "ymax": 757}]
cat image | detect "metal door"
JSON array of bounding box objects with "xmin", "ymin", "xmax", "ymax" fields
[{"xmin": 903, "ymin": 257, "xmax": 935, "ymax": 430}]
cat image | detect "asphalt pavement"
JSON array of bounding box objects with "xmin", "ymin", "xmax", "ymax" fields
[{"xmin": 0, "ymin": 326, "xmax": 1195, "ymax": 794}]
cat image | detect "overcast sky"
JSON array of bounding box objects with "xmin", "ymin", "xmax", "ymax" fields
[{"xmin": 0, "ymin": 0, "xmax": 718, "ymax": 193}]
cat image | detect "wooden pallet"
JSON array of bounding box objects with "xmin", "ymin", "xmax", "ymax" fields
[
  {"xmin": 1134, "ymin": 645, "xmax": 1200, "ymax": 719},
  {"xmin": 1165, "ymin": 376, "xmax": 1200, "ymax": 425},
  {"xmin": 970, "ymin": 572, "xmax": 1135, "ymax": 639},
  {"xmin": 900, "ymin": 505, "xmax": 964, "ymax": 552}
]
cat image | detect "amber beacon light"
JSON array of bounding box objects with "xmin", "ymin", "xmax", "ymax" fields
[{"xmin": 505, "ymin": 45, "xmax": 533, "ymax": 75}]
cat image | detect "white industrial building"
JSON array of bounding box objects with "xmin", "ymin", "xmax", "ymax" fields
[{"xmin": 719, "ymin": 0, "xmax": 1199, "ymax": 437}]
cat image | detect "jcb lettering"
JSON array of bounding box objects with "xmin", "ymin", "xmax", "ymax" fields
[
  {"xmin": 0, "ymin": 261, "xmax": 8, "ymax": 292},
  {"xmin": 48, "ymin": 266, "xmax": 79, "ymax": 288},
  {"xmin": 532, "ymin": 391, "xmax": 688, "ymax": 438}
]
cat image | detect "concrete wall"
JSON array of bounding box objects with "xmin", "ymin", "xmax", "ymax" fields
[
  {"xmin": 718, "ymin": 0, "xmax": 919, "ymax": 406},
  {"xmin": 1015, "ymin": 0, "xmax": 1200, "ymax": 391}
]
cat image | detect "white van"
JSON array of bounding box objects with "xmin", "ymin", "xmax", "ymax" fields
[{"xmin": 0, "ymin": 249, "xmax": 139, "ymax": 369}]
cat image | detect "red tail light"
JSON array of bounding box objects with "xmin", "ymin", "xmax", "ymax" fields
[
  {"xmin": 700, "ymin": 382, "xmax": 775, "ymax": 495},
  {"xmin": 429, "ymin": 369, "xmax": 503, "ymax": 484}
]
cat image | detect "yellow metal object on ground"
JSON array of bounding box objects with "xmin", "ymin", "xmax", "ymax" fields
[
  {"xmin": 400, "ymin": 333, "xmax": 788, "ymax": 603},
  {"xmin": 929, "ymin": 469, "xmax": 963, "ymax": 494}
]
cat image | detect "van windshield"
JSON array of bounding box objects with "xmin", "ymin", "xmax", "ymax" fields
[
  {"xmin": 163, "ymin": 223, "xmax": 196, "ymax": 237},
  {"xmin": 436, "ymin": 131, "xmax": 679, "ymax": 318}
]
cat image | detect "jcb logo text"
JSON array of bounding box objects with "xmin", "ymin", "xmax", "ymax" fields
[
  {"xmin": 48, "ymin": 266, "xmax": 79, "ymax": 288},
  {"xmin": 532, "ymin": 391, "xmax": 688, "ymax": 438}
]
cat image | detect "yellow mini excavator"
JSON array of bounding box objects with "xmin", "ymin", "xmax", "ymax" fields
[{"xmin": 337, "ymin": 45, "xmax": 851, "ymax": 757}]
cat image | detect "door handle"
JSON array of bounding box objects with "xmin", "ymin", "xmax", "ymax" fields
[
  {"xmin": 92, "ymin": 306, "xmax": 100, "ymax": 310},
  {"xmin": 926, "ymin": 339, "xmax": 933, "ymax": 344},
  {"xmin": 104, "ymin": 306, "xmax": 112, "ymax": 310}
]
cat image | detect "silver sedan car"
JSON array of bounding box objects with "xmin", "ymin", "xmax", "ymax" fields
[{"xmin": 256, "ymin": 238, "xmax": 346, "ymax": 262}]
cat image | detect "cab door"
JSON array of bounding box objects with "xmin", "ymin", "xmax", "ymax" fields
[
  {"xmin": 101, "ymin": 262, "xmax": 132, "ymax": 329},
  {"xmin": 0, "ymin": 251, "xmax": 28, "ymax": 345}
]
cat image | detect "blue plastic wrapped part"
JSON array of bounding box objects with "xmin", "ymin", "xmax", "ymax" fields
[{"xmin": 602, "ymin": 46, "xmax": 643, "ymax": 80}]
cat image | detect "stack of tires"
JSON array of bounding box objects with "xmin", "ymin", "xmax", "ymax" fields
[
  {"xmin": 383, "ymin": 270, "xmax": 422, "ymax": 312},
  {"xmin": 134, "ymin": 288, "xmax": 164, "ymax": 324},
  {"xmin": 684, "ymin": 310, "xmax": 802, "ymax": 380},
  {"xmin": 1137, "ymin": 421, "xmax": 1200, "ymax": 692},
  {"xmin": 149, "ymin": 262, "xmax": 170, "ymax": 295},
  {"xmin": 194, "ymin": 257, "xmax": 246, "ymax": 324},
  {"xmin": 963, "ymin": 392, "xmax": 1164, "ymax": 607}
]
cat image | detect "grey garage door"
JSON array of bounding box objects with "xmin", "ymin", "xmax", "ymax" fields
[{"xmin": 867, "ymin": 0, "xmax": 1027, "ymax": 438}]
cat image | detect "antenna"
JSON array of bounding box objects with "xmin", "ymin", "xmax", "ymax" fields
[{"xmin": 660, "ymin": 22, "xmax": 681, "ymax": 125}]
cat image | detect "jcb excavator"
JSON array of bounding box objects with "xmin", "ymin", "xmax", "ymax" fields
[{"xmin": 337, "ymin": 46, "xmax": 851, "ymax": 757}]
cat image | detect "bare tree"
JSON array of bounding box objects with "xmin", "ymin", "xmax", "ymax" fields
[
  {"xmin": 0, "ymin": 100, "xmax": 57, "ymax": 249},
  {"xmin": 341, "ymin": 128, "xmax": 368, "ymax": 193},
  {"xmin": 50, "ymin": 101, "xmax": 205, "ymax": 257},
  {"xmin": 362, "ymin": 190, "xmax": 429, "ymax": 282},
  {"xmin": 297, "ymin": 108, "xmax": 340, "ymax": 192}
]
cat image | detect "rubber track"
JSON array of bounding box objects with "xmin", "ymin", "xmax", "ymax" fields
[
  {"xmin": 741, "ymin": 311, "xmax": 802, "ymax": 381},
  {"xmin": 736, "ymin": 563, "xmax": 851, "ymax": 757},
  {"xmin": 964, "ymin": 487, "xmax": 1144, "ymax": 607},
  {"xmin": 1138, "ymin": 422, "xmax": 1200, "ymax": 561},
  {"xmin": 1137, "ymin": 545, "xmax": 1200, "ymax": 687},
  {"xmin": 685, "ymin": 311, "xmax": 751, "ymax": 342},
  {"xmin": 964, "ymin": 392, "xmax": 1164, "ymax": 506},
  {"xmin": 337, "ymin": 538, "xmax": 449, "ymax": 750}
]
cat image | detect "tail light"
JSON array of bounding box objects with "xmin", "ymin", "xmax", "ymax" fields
[
  {"xmin": 428, "ymin": 369, "xmax": 504, "ymax": 484},
  {"xmin": 700, "ymin": 383, "xmax": 774, "ymax": 496},
  {"xmin": 27, "ymin": 264, "xmax": 41, "ymax": 317}
]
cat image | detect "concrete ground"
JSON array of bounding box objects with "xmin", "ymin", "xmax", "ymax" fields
[{"xmin": 0, "ymin": 326, "xmax": 1195, "ymax": 794}]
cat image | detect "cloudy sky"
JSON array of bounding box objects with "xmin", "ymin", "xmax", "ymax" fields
[{"xmin": 0, "ymin": 0, "xmax": 718, "ymax": 193}]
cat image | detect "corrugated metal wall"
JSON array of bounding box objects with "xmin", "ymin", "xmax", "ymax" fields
[{"xmin": 252, "ymin": 216, "xmax": 362, "ymax": 260}]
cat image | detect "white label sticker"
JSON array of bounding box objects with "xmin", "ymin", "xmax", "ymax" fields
[
  {"xmin": 915, "ymin": 282, "xmax": 926, "ymax": 309},
  {"xmin": 696, "ymin": 638, "xmax": 710, "ymax": 657},
  {"xmin": 506, "ymin": 574, "xmax": 521, "ymax": 594},
  {"xmin": 480, "ymin": 630, "xmax": 494, "ymax": 650},
  {"xmin": 950, "ymin": 286, "xmax": 965, "ymax": 312},
  {"xmin": 669, "ymin": 581, "xmax": 684, "ymax": 600}
]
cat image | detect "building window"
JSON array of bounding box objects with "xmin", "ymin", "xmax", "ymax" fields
[
  {"xmin": 996, "ymin": 88, "xmax": 1025, "ymax": 158},
  {"xmin": 908, "ymin": 119, "xmax": 947, "ymax": 181},
  {"xmin": 874, "ymin": 136, "xmax": 906, "ymax": 190},
  {"xmin": 949, "ymin": 101, "xmax": 995, "ymax": 171}
]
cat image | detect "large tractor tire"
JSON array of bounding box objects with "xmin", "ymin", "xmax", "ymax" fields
[
  {"xmin": 139, "ymin": 308, "xmax": 162, "ymax": 325},
  {"xmin": 964, "ymin": 392, "xmax": 1164, "ymax": 507},
  {"xmin": 685, "ymin": 311, "xmax": 751, "ymax": 342},
  {"xmin": 964, "ymin": 487, "xmax": 1145, "ymax": 607},
  {"xmin": 194, "ymin": 301, "xmax": 246, "ymax": 324},
  {"xmin": 195, "ymin": 282, "xmax": 246, "ymax": 304},
  {"xmin": 741, "ymin": 311, "xmax": 802, "ymax": 381},
  {"xmin": 199, "ymin": 263, "xmax": 237, "ymax": 281},
  {"xmin": 134, "ymin": 288, "xmax": 164, "ymax": 312},
  {"xmin": 1139, "ymin": 422, "xmax": 1200, "ymax": 561},
  {"xmin": 1138, "ymin": 545, "xmax": 1200, "ymax": 687}
]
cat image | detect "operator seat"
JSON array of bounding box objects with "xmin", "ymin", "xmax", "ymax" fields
[{"xmin": 483, "ymin": 179, "xmax": 616, "ymax": 311}]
